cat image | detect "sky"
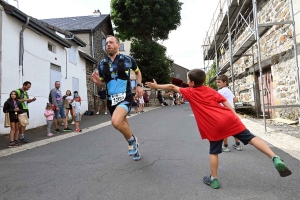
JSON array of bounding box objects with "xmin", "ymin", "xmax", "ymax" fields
[{"xmin": 6, "ymin": 0, "xmax": 219, "ymax": 70}]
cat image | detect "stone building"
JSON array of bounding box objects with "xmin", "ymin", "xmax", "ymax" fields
[
  {"xmin": 203, "ymin": 0, "xmax": 300, "ymax": 120},
  {"xmin": 43, "ymin": 10, "xmax": 114, "ymax": 111},
  {"xmin": 171, "ymin": 63, "xmax": 190, "ymax": 84}
]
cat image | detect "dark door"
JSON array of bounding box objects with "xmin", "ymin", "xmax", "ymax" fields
[{"xmin": 257, "ymin": 68, "xmax": 274, "ymax": 118}]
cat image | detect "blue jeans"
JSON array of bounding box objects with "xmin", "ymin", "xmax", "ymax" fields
[{"xmin": 54, "ymin": 106, "xmax": 66, "ymax": 119}]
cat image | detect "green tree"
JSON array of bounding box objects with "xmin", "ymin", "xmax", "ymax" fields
[
  {"xmin": 111, "ymin": 0, "xmax": 183, "ymax": 84},
  {"xmin": 205, "ymin": 62, "xmax": 217, "ymax": 89},
  {"xmin": 111, "ymin": 0, "xmax": 183, "ymax": 41},
  {"xmin": 130, "ymin": 40, "xmax": 172, "ymax": 83}
]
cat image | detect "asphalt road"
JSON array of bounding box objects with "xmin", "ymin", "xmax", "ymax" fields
[{"xmin": 1, "ymin": 104, "xmax": 299, "ymax": 200}]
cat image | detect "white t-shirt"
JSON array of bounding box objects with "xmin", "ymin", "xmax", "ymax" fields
[
  {"xmin": 66, "ymin": 96, "xmax": 73, "ymax": 103},
  {"xmin": 139, "ymin": 96, "xmax": 144, "ymax": 104},
  {"xmin": 218, "ymin": 87, "xmax": 235, "ymax": 108},
  {"xmin": 72, "ymin": 101, "xmax": 81, "ymax": 113}
]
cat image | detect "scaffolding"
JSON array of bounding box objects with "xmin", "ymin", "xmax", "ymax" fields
[{"xmin": 202, "ymin": 0, "xmax": 299, "ymax": 132}]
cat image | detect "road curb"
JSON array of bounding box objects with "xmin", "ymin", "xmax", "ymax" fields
[{"xmin": 241, "ymin": 118, "xmax": 300, "ymax": 161}]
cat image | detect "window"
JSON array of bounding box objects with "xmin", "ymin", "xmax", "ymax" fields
[
  {"xmin": 102, "ymin": 38, "xmax": 106, "ymax": 51},
  {"xmin": 50, "ymin": 64, "xmax": 61, "ymax": 90},
  {"xmin": 119, "ymin": 43, "xmax": 125, "ymax": 51},
  {"xmin": 48, "ymin": 43, "xmax": 55, "ymax": 53},
  {"xmin": 72, "ymin": 77, "xmax": 79, "ymax": 93},
  {"xmin": 69, "ymin": 46, "xmax": 77, "ymax": 65}
]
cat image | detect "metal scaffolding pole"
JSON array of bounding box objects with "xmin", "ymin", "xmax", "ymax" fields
[
  {"xmin": 227, "ymin": 12, "xmax": 235, "ymax": 97},
  {"xmin": 252, "ymin": 0, "xmax": 267, "ymax": 132},
  {"xmin": 214, "ymin": 23, "xmax": 218, "ymax": 74},
  {"xmin": 288, "ymin": 0, "xmax": 300, "ymax": 129}
]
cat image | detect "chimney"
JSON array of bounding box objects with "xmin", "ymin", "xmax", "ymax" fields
[{"xmin": 93, "ymin": 9, "xmax": 101, "ymax": 16}]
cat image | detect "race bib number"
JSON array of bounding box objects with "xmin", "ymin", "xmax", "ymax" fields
[{"xmin": 111, "ymin": 92, "xmax": 126, "ymax": 106}]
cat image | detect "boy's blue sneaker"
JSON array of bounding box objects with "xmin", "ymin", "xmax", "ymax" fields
[
  {"xmin": 203, "ymin": 176, "xmax": 220, "ymax": 189},
  {"xmin": 133, "ymin": 151, "xmax": 141, "ymax": 161},
  {"xmin": 128, "ymin": 136, "xmax": 138, "ymax": 156}
]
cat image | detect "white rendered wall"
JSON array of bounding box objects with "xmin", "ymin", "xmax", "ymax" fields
[{"xmin": 0, "ymin": 13, "xmax": 88, "ymax": 134}]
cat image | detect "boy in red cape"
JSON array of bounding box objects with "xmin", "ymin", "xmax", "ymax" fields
[{"xmin": 145, "ymin": 69, "xmax": 291, "ymax": 189}]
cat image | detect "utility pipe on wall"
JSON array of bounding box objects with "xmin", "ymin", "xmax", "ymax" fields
[{"xmin": 19, "ymin": 16, "xmax": 30, "ymax": 87}]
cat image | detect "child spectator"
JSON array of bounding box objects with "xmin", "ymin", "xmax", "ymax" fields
[
  {"xmin": 64, "ymin": 90, "xmax": 74, "ymax": 125},
  {"xmin": 73, "ymin": 91, "xmax": 81, "ymax": 105},
  {"xmin": 3, "ymin": 90, "xmax": 23, "ymax": 147},
  {"xmin": 139, "ymin": 94, "xmax": 145, "ymax": 113},
  {"xmin": 146, "ymin": 69, "xmax": 291, "ymax": 189},
  {"xmin": 72, "ymin": 94, "xmax": 82, "ymax": 132},
  {"xmin": 216, "ymin": 74, "xmax": 242, "ymax": 152},
  {"xmin": 44, "ymin": 103, "xmax": 54, "ymax": 137}
]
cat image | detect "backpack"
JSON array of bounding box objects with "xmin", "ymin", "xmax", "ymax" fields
[
  {"xmin": 84, "ymin": 110, "xmax": 94, "ymax": 116},
  {"xmin": 49, "ymin": 90, "xmax": 53, "ymax": 103},
  {"xmin": 16, "ymin": 89, "xmax": 27, "ymax": 99}
]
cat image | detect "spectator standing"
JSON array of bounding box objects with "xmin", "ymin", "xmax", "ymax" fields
[
  {"xmin": 64, "ymin": 90, "xmax": 74, "ymax": 125},
  {"xmin": 143, "ymin": 91, "xmax": 149, "ymax": 107},
  {"xmin": 132, "ymin": 94, "xmax": 139, "ymax": 114},
  {"xmin": 96, "ymin": 88, "xmax": 108, "ymax": 115},
  {"xmin": 3, "ymin": 90, "xmax": 23, "ymax": 147},
  {"xmin": 72, "ymin": 94, "xmax": 82, "ymax": 132},
  {"xmin": 169, "ymin": 91, "xmax": 174, "ymax": 106},
  {"xmin": 16, "ymin": 81, "xmax": 36, "ymax": 143},
  {"xmin": 44, "ymin": 103, "xmax": 54, "ymax": 137},
  {"xmin": 73, "ymin": 91, "xmax": 81, "ymax": 105},
  {"xmin": 138, "ymin": 95, "xmax": 145, "ymax": 112},
  {"xmin": 216, "ymin": 75, "xmax": 242, "ymax": 152},
  {"xmin": 157, "ymin": 91, "xmax": 164, "ymax": 107},
  {"xmin": 50, "ymin": 81, "xmax": 72, "ymax": 133}
]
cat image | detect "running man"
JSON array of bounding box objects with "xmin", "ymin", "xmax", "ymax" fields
[{"xmin": 91, "ymin": 35, "xmax": 143, "ymax": 161}]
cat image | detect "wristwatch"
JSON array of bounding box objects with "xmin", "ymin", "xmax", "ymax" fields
[{"xmin": 137, "ymin": 83, "xmax": 142, "ymax": 87}]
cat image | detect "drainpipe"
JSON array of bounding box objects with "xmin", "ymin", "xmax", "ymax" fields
[
  {"xmin": 19, "ymin": 17, "xmax": 30, "ymax": 87},
  {"xmin": 65, "ymin": 48, "xmax": 68, "ymax": 79},
  {"xmin": 91, "ymin": 29, "xmax": 95, "ymax": 58},
  {"xmin": 91, "ymin": 29, "xmax": 96, "ymax": 108}
]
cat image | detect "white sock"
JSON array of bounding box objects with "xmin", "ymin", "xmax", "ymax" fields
[
  {"xmin": 20, "ymin": 134, "xmax": 24, "ymax": 139},
  {"xmin": 128, "ymin": 136, "xmax": 134, "ymax": 141},
  {"xmin": 272, "ymin": 155, "xmax": 279, "ymax": 161},
  {"xmin": 211, "ymin": 176, "xmax": 216, "ymax": 181}
]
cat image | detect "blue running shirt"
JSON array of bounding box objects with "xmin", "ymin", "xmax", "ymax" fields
[{"xmin": 98, "ymin": 54, "xmax": 139, "ymax": 97}]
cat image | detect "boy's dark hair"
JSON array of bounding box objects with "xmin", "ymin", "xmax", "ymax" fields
[
  {"xmin": 23, "ymin": 81, "xmax": 31, "ymax": 86},
  {"xmin": 188, "ymin": 69, "xmax": 206, "ymax": 87},
  {"xmin": 216, "ymin": 74, "xmax": 229, "ymax": 86}
]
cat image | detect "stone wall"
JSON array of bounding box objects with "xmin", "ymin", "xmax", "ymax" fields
[
  {"xmin": 93, "ymin": 21, "xmax": 111, "ymax": 62},
  {"xmin": 85, "ymin": 60, "xmax": 96, "ymax": 111},
  {"xmin": 220, "ymin": 0, "xmax": 299, "ymax": 120}
]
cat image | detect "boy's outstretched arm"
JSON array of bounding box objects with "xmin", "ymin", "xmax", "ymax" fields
[{"xmin": 145, "ymin": 79, "xmax": 180, "ymax": 93}]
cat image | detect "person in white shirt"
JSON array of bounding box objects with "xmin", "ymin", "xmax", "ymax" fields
[
  {"xmin": 216, "ymin": 75, "xmax": 242, "ymax": 152},
  {"xmin": 72, "ymin": 94, "xmax": 82, "ymax": 132}
]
